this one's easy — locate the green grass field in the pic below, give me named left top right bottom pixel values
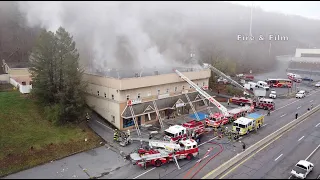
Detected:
left=0, top=89, right=102, bottom=177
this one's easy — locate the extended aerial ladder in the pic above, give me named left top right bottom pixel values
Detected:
left=129, top=138, right=182, bottom=169
left=203, top=63, right=256, bottom=99
left=174, top=69, right=230, bottom=117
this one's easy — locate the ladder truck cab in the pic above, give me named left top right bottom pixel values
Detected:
left=130, top=139, right=199, bottom=168
left=253, top=98, right=275, bottom=110
left=205, top=113, right=229, bottom=128
left=205, top=106, right=253, bottom=128
left=163, top=125, right=188, bottom=143
left=163, top=121, right=205, bottom=143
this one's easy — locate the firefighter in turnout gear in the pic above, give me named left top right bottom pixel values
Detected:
left=113, top=129, right=119, bottom=142
left=85, top=113, right=90, bottom=122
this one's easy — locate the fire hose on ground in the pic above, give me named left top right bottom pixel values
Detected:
left=183, top=141, right=224, bottom=179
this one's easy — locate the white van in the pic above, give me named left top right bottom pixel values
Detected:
left=256, top=81, right=270, bottom=91
left=248, top=82, right=257, bottom=91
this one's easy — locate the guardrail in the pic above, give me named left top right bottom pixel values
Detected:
left=202, top=104, right=320, bottom=179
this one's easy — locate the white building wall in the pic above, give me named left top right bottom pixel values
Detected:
left=295, top=48, right=320, bottom=57
left=86, top=95, right=120, bottom=129
left=119, top=79, right=208, bottom=102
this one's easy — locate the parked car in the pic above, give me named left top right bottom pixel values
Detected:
left=302, top=77, right=314, bottom=82
left=315, top=82, right=320, bottom=87
left=291, top=160, right=314, bottom=179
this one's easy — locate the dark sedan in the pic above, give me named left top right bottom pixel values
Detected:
left=302, top=77, right=314, bottom=81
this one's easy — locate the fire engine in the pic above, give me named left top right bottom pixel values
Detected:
left=205, top=105, right=253, bottom=128
left=287, top=73, right=302, bottom=83
left=230, top=96, right=275, bottom=110
left=174, top=66, right=257, bottom=130
left=163, top=121, right=205, bottom=143
left=130, top=139, right=199, bottom=169
left=253, top=98, right=275, bottom=110
left=230, top=96, right=253, bottom=106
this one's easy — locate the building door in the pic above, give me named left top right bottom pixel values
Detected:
left=137, top=116, right=141, bottom=125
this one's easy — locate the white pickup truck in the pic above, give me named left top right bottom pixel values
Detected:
left=291, top=160, right=314, bottom=179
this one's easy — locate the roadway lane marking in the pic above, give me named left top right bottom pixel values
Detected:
left=280, top=114, right=287, bottom=118
left=310, top=100, right=314, bottom=102
left=215, top=111, right=316, bottom=179
left=133, top=167, right=156, bottom=179
left=197, top=155, right=209, bottom=163
left=274, top=154, right=283, bottom=161
left=297, top=106, right=301, bottom=109
left=298, top=136, right=305, bottom=141
left=133, top=136, right=217, bottom=179
left=316, top=123, right=320, bottom=127
left=288, top=175, right=292, bottom=179
left=305, top=144, right=320, bottom=161
left=262, top=124, right=268, bottom=127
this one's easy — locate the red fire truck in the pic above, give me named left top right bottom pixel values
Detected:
left=130, top=139, right=199, bottom=169
left=163, top=120, right=206, bottom=143
left=205, top=105, right=253, bottom=128
left=253, top=98, right=275, bottom=110
left=230, top=96, right=253, bottom=106
left=265, top=78, right=292, bottom=88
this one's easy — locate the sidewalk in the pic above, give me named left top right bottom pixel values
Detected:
left=4, top=145, right=130, bottom=179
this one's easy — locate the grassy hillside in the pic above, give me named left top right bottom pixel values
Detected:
left=0, top=90, right=102, bottom=177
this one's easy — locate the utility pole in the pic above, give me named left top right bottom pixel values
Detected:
left=249, top=2, right=253, bottom=38
left=268, top=42, right=272, bottom=57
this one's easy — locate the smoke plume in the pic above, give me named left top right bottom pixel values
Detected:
left=18, top=1, right=218, bottom=71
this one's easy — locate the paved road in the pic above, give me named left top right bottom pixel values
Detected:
left=218, top=108, right=320, bottom=179
left=104, top=90, right=320, bottom=179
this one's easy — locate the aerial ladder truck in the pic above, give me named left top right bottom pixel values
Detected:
left=174, top=69, right=253, bottom=129
left=202, top=63, right=255, bottom=99
left=202, top=63, right=275, bottom=110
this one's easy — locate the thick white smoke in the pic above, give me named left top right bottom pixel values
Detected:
left=18, top=1, right=213, bottom=71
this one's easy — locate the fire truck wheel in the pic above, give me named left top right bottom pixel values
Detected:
left=264, top=106, right=268, bottom=110
left=155, top=159, right=162, bottom=167
left=186, top=154, right=193, bottom=160
left=240, top=103, right=244, bottom=106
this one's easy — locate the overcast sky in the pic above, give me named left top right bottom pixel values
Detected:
left=229, top=1, right=320, bottom=20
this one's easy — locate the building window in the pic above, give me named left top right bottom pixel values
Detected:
left=111, top=115, right=115, bottom=123
left=126, top=95, right=130, bottom=100
left=182, top=86, right=185, bottom=90
left=97, top=91, right=100, bottom=96
left=157, top=89, right=160, bottom=95
left=104, top=93, right=107, bottom=98
left=175, top=87, right=177, bottom=92
left=137, top=93, right=141, bottom=99
left=166, top=88, right=169, bottom=93
left=203, top=82, right=205, bottom=86
left=123, top=117, right=141, bottom=128
left=111, top=94, right=114, bottom=100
